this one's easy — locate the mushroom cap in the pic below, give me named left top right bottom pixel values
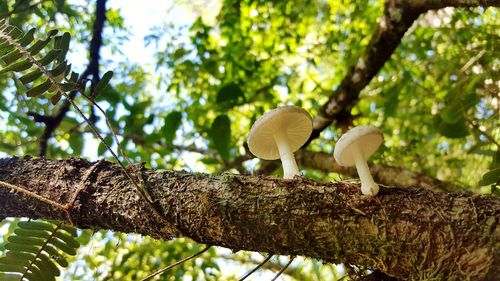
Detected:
left=248, top=106, right=313, bottom=160
left=334, top=125, right=383, bottom=166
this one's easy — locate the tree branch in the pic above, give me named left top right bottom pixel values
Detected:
left=307, top=0, right=499, bottom=144
left=37, top=0, right=107, bottom=156
left=418, top=0, right=500, bottom=10
left=0, top=157, right=498, bottom=280
left=0, top=0, right=51, bottom=18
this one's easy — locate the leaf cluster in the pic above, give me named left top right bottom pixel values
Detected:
left=0, top=220, right=80, bottom=281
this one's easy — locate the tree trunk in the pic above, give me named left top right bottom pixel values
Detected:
left=0, top=157, right=498, bottom=280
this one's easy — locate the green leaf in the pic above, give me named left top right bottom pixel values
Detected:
left=69, top=133, right=83, bottom=154
left=37, top=253, right=60, bottom=276
left=43, top=245, right=68, bottom=267
left=200, top=158, right=220, bottom=165
left=2, top=220, right=79, bottom=280
left=28, top=36, right=55, bottom=56
left=4, top=243, right=40, bottom=253
left=14, top=228, right=51, bottom=239
left=210, top=114, right=231, bottom=161
left=0, top=264, right=26, bottom=273
left=0, top=59, right=32, bottom=74
left=0, top=273, right=23, bottom=281
left=58, top=82, right=78, bottom=92
left=216, top=83, right=245, bottom=107
left=382, top=87, right=399, bottom=118
left=7, top=235, right=45, bottom=246
left=96, top=84, right=120, bottom=103
left=27, top=79, right=52, bottom=97
left=25, top=267, right=51, bottom=281
left=1, top=50, right=21, bottom=65
left=98, top=135, right=113, bottom=156
left=19, top=69, right=43, bottom=84
left=434, top=116, right=469, bottom=138
left=38, top=49, right=61, bottom=65
left=162, top=111, right=182, bottom=146
left=54, top=32, right=70, bottom=62
left=19, top=28, right=36, bottom=47
left=49, top=61, right=68, bottom=77
left=93, top=70, right=113, bottom=97
left=3, top=25, right=22, bottom=39
left=54, top=230, right=80, bottom=248
left=18, top=221, right=55, bottom=231
left=0, top=255, right=30, bottom=267
left=59, top=224, right=78, bottom=236
left=6, top=252, right=36, bottom=265
left=440, top=93, right=479, bottom=124
left=48, top=237, right=76, bottom=256
left=0, top=1, right=8, bottom=13
left=68, top=71, right=79, bottom=83
left=440, top=101, right=464, bottom=124
left=479, top=168, right=500, bottom=186
left=50, top=93, right=62, bottom=105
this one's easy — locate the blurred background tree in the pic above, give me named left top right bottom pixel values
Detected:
left=0, top=0, right=498, bottom=280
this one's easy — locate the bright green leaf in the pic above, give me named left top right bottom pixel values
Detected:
left=19, top=69, right=43, bottom=84
left=162, top=111, right=182, bottom=146
left=440, top=101, right=464, bottom=124
left=479, top=168, right=500, bottom=186
left=98, top=135, right=113, bottom=156
left=216, top=83, right=245, bottom=107
left=26, top=79, right=51, bottom=97
left=93, top=70, right=113, bottom=98
left=69, top=133, right=84, bottom=154
left=434, top=116, right=469, bottom=138
left=210, top=115, right=231, bottom=161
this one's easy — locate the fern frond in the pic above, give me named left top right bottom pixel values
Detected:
left=0, top=19, right=78, bottom=104
left=0, top=220, right=80, bottom=281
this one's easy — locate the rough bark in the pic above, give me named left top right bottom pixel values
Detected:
left=0, top=157, right=498, bottom=280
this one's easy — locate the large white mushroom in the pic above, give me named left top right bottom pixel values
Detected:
left=334, top=126, right=384, bottom=195
left=248, top=106, right=313, bottom=179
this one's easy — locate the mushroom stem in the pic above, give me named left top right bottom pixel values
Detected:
left=273, top=129, right=300, bottom=179
left=351, top=146, right=379, bottom=195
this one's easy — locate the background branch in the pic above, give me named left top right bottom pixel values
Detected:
left=0, top=0, right=51, bottom=18
left=307, top=0, right=498, bottom=144
left=36, top=0, right=107, bottom=156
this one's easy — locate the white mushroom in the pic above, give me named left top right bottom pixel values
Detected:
left=334, top=126, right=384, bottom=195
left=248, top=106, right=312, bottom=179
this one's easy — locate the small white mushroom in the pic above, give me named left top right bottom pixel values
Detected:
left=334, top=126, right=384, bottom=195
left=248, top=106, right=313, bottom=179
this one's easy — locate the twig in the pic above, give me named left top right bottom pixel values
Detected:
left=38, top=0, right=106, bottom=157
left=239, top=254, right=274, bottom=281
left=270, top=256, right=295, bottom=281
left=0, top=180, right=67, bottom=210
left=460, top=50, right=486, bottom=72
left=0, top=0, right=50, bottom=18
left=465, top=117, right=500, bottom=147
left=79, top=91, right=132, bottom=164
left=140, top=246, right=211, bottom=281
